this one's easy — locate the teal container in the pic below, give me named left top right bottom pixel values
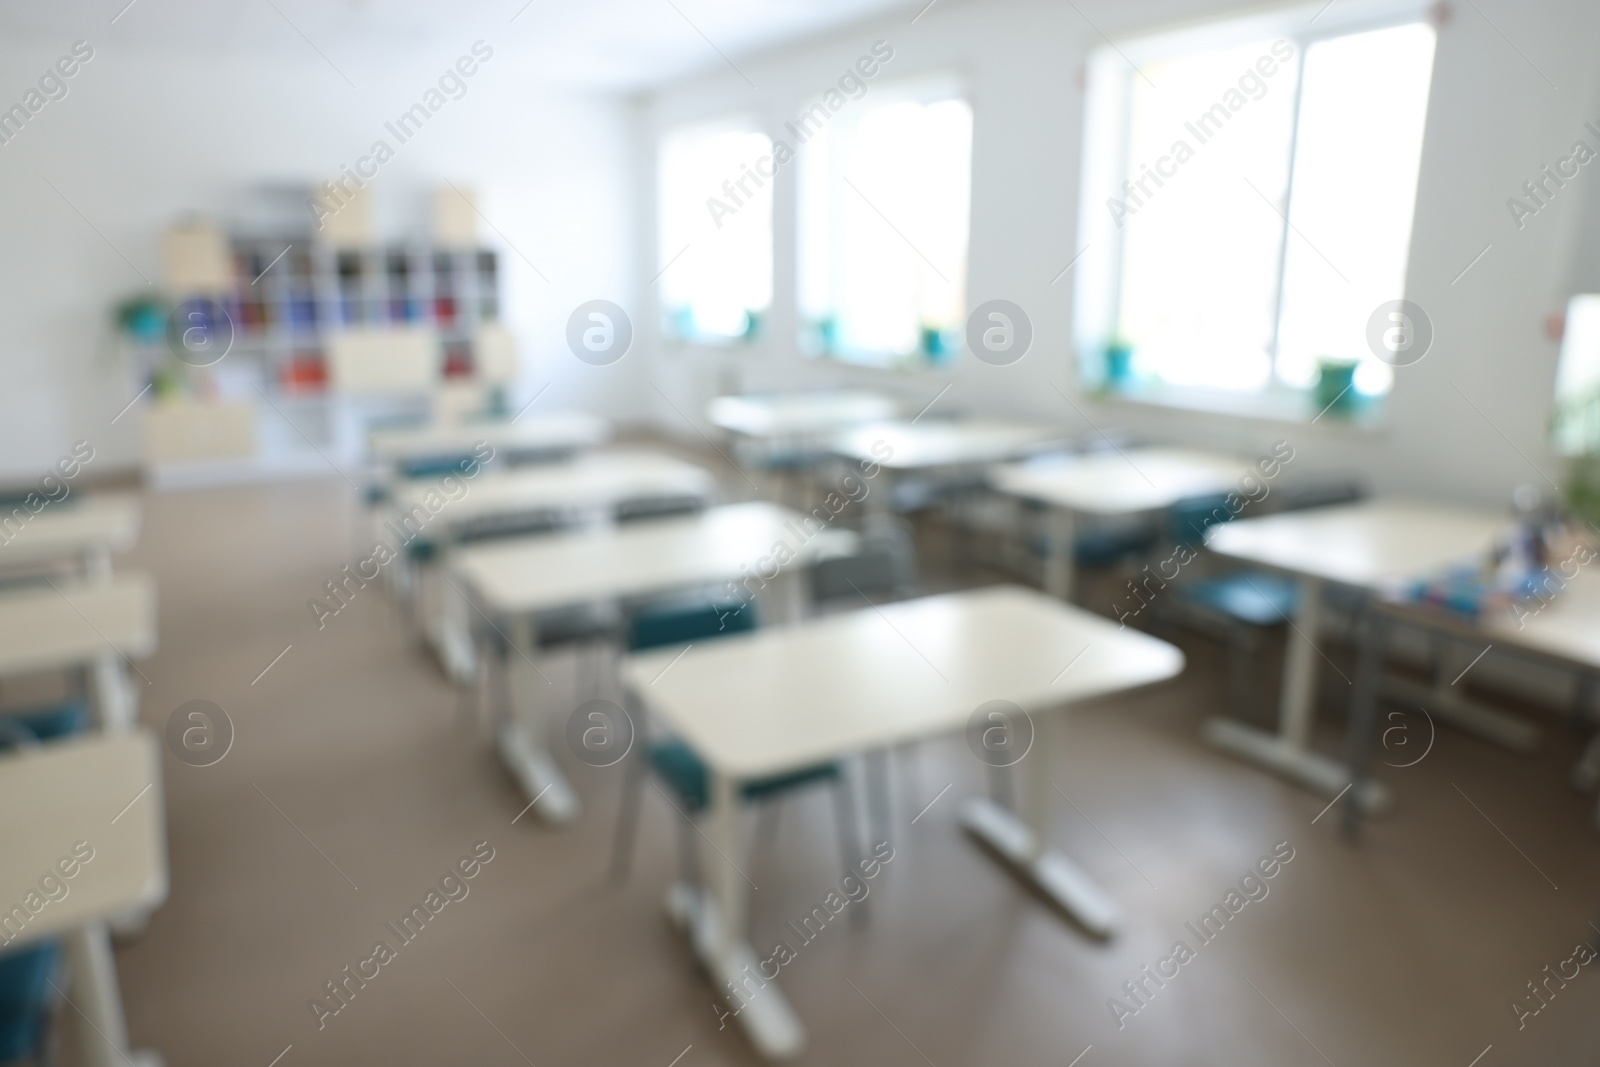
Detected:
left=1315, top=359, right=1359, bottom=416
left=1104, top=342, right=1133, bottom=389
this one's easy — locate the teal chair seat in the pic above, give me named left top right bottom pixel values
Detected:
left=612, top=599, right=861, bottom=886
left=0, top=698, right=90, bottom=748
left=630, top=600, right=840, bottom=811
left=1184, top=571, right=1298, bottom=627
left=648, top=738, right=841, bottom=811
left=0, top=702, right=86, bottom=1058
left=0, top=941, right=61, bottom=1064
left=1173, top=480, right=1366, bottom=721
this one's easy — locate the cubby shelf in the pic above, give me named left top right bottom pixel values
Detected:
left=192, top=239, right=502, bottom=392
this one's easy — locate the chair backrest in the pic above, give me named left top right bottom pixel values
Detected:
left=809, top=524, right=919, bottom=605
left=628, top=598, right=758, bottom=651
left=501, top=446, right=575, bottom=468
left=1171, top=493, right=1236, bottom=548
left=1276, top=478, right=1366, bottom=513
left=0, top=941, right=62, bottom=1063
left=396, top=454, right=475, bottom=480
left=0, top=700, right=89, bottom=750
left=614, top=495, right=707, bottom=524
left=454, top=508, right=573, bottom=545
left=809, top=548, right=913, bottom=604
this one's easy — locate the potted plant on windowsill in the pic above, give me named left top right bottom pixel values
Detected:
left=1313, top=356, right=1362, bottom=418
left=1089, top=336, right=1134, bottom=396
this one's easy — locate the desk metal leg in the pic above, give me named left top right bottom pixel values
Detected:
left=1376, top=639, right=1540, bottom=752
left=90, top=653, right=137, bottom=733
left=863, top=470, right=894, bottom=537
left=65, top=922, right=163, bottom=1067
left=86, top=547, right=114, bottom=583
left=1572, top=676, right=1600, bottom=792
left=864, top=750, right=892, bottom=848
left=1202, top=576, right=1390, bottom=812
left=760, top=571, right=805, bottom=627
left=959, top=712, right=1120, bottom=937
left=1043, top=507, right=1077, bottom=602
left=495, top=615, right=579, bottom=825
left=435, top=557, right=478, bottom=686
left=667, top=770, right=805, bottom=1059
left=1342, top=609, right=1389, bottom=837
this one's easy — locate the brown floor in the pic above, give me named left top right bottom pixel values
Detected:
left=96, top=450, right=1600, bottom=1067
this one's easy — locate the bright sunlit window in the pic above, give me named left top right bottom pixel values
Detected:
left=1076, top=8, right=1436, bottom=408
left=798, top=79, right=972, bottom=368
left=657, top=117, right=773, bottom=344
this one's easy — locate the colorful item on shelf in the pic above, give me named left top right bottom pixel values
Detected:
left=282, top=352, right=328, bottom=392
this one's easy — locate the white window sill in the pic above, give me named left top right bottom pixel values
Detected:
left=1091, top=382, right=1386, bottom=429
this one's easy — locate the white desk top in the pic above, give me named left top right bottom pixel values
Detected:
left=453, top=502, right=825, bottom=616
left=622, top=585, right=1185, bottom=779
left=0, top=730, right=167, bottom=946
left=0, top=574, right=158, bottom=675
left=392, top=450, right=716, bottom=527
left=369, top=412, right=611, bottom=461
left=0, top=494, right=141, bottom=567
left=991, top=448, right=1247, bottom=516
left=1480, top=569, right=1600, bottom=671
left=1205, top=499, right=1507, bottom=588
left=707, top=391, right=901, bottom=438
left=829, top=419, right=1067, bottom=471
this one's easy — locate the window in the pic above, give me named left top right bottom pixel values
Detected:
left=657, top=117, right=773, bottom=343
left=1552, top=294, right=1600, bottom=455
left=1076, top=8, right=1436, bottom=409
left=798, top=80, right=972, bottom=368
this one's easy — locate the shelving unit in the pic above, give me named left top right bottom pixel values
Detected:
left=217, top=240, right=501, bottom=392
left=133, top=234, right=507, bottom=488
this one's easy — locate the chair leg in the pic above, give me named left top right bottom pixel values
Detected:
left=896, top=742, right=923, bottom=817
left=864, top=750, right=892, bottom=848
left=1570, top=675, right=1600, bottom=791
left=1574, top=730, right=1600, bottom=792
left=458, top=634, right=482, bottom=727
left=1226, top=623, right=1256, bottom=724
left=609, top=748, right=650, bottom=885
left=490, top=642, right=511, bottom=733
left=830, top=773, right=866, bottom=923
left=753, top=801, right=781, bottom=875
left=987, top=762, right=1016, bottom=812
left=675, top=805, right=702, bottom=891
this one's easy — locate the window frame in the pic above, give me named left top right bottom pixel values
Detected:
left=655, top=112, right=775, bottom=349
left=1074, top=0, right=1438, bottom=418
left=795, top=72, right=975, bottom=372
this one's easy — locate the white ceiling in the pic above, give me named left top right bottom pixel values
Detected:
left=0, top=0, right=921, bottom=92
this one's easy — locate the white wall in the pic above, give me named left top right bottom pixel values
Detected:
left=0, top=32, right=640, bottom=481
left=636, top=0, right=1600, bottom=507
